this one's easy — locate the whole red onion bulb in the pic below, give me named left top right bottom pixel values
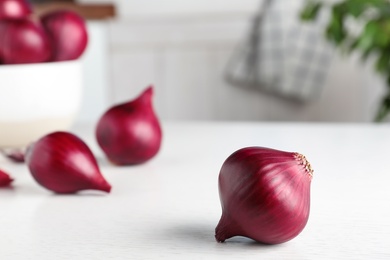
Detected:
left=0, top=19, right=52, bottom=64
left=216, top=147, right=313, bottom=244
left=0, top=0, right=31, bottom=20
left=41, top=10, right=88, bottom=61
left=96, top=86, right=162, bottom=165
left=26, top=132, right=111, bottom=194
left=0, top=168, right=13, bottom=187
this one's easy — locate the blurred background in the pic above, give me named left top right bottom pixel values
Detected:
left=31, top=0, right=387, bottom=123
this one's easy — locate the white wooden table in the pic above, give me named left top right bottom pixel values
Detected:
left=1, top=122, right=390, bottom=259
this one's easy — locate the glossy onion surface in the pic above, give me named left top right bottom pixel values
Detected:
left=216, top=147, right=313, bottom=244
left=96, top=86, right=162, bottom=165
left=0, top=19, right=51, bottom=64
left=0, top=0, right=31, bottom=20
left=0, top=168, right=13, bottom=187
left=41, top=10, right=88, bottom=61
left=26, top=132, right=111, bottom=194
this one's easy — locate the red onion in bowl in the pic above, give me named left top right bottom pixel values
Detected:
left=215, top=147, right=313, bottom=244
left=0, top=0, right=31, bottom=20
left=0, top=19, right=52, bottom=64
left=96, top=86, right=162, bottom=165
left=26, top=132, right=111, bottom=194
left=0, top=168, right=13, bottom=187
left=0, top=21, right=5, bottom=61
left=41, top=10, right=88, bottom=61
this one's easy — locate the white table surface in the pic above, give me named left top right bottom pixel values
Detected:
left=1, top=122, right=390, bottom=259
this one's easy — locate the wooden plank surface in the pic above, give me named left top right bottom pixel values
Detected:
left=33, top=2, right=116, bottom=20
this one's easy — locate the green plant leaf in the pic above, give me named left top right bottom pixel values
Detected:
left=301, top=1, right=323, bottom=21
left=356, top=21, right=378, bottom=49
left=351, top=20, right=390, bottom=59
left=343, top=0, right=388, bottom=17
left=326, top=5, right=347, bottom=44
left=348, top=38, right=359, bottom=52
left=373, top=19, right=390, bottom=47
left=375, top=51, right=390, bottom=74
left=301, top=0, right=390, bottom=121
left=344, top=0, right=366, bottom=17
left=361, top=47, right=376, bottom=61
left=375, top=93, right=390, bottom=122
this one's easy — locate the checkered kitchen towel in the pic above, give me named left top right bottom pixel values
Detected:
left=225, top=0, right=333, bottom=101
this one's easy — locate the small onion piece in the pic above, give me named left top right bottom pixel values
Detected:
left=0, top=19, right=52, bottom=64
left=26, top=132, right=111, bottom=194
left=41, top=10, right=88, bottom=61
left=0, top=0, right=31, bottom=20
left=215, top=147, right=313, bottom=244
left=0, top=168, right=13, bottom=187
left=1, top=148, right=25, bottom=163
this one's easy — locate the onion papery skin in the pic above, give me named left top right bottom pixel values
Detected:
left=0, top=19, right=52, bottom=64
left=26, top=132, right=111, bottom=194
left=41, top=10, right=88, bottom=61
left=215, top=147, right=313, bottom=245
left=96, top=86, right=162, bottom=165
left=0, top=168, right=13, bottom=187
left=6, top=151, right=24, bottom=163
left=1, top=148, right=25, bottom=163
left=0, top=0, right=31, bottom=20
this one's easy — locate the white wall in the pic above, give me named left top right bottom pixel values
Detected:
left=79, top=0, right=386, bottom=122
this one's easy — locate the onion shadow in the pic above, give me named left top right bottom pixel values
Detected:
left=162, top=222, right=283, bottom=249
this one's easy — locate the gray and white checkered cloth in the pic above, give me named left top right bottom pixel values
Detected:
left=226, top=0, right=333, bottom=101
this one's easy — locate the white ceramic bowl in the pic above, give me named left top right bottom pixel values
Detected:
left=0, top=60, right=82, bottom=148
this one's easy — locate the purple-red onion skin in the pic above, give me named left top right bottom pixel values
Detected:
left=0, top=0, right=31, bottom=20
left=41, top=10, right=88, bottom=61
left=96, top=86, right=162, bottom=165
left=0, top=22, right=5, bottom=61
left=0, top=168, right=13, bottom=187
left=216, top=147, right=312, bottom=245
left=26, top=132, right=111, bottom=194
left=1, top=149, right=25, bottom=163
left=6, top=151, right=24, bottom=163
left=0, top=19, right=52, bottom=64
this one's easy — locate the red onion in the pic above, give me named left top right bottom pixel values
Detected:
left=96, top=86, right=162, bottom=165
left=0, top=0, right=31, bottom=20
left=215, top=147, right=313, bottom=244
left=0, top=22, right=5, bottom=61
left=0, top=168, right=13, bottom=187
left=1, top=148, right=25, bottom=163
left=41, top=10, right=88, bottom=61
left=26, top=132, right=111, bottom=194
left=0, top=19, right=52, bottom=64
